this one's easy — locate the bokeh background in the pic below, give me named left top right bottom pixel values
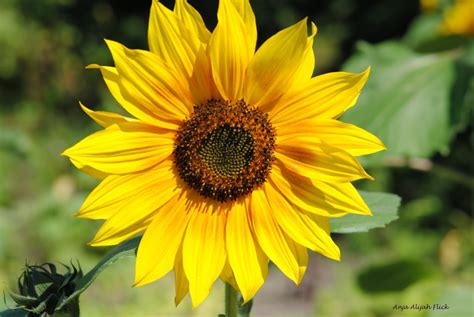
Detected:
left=0, top=0, right=472, bottom=316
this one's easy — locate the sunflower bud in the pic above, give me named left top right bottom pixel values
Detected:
left=9, top=262, right=82, bottom=317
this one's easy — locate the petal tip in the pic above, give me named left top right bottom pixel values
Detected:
left=61, top=148, right=71, bottom=157
left=88, top=234, right=115, bottom=247
left=357, top=66, right=371, bottom=86
left=74, top=209, right=97, bottom=219
left=87, top=240, right=100, bottom=247
left=73, top=210, right=84, bottom=217
left=330, top=249, right=341, bottom=262
left=188, top=288, right=209, bottom=309
left=104, top=38, right=122, bottom=51
left=365, top=173, right=375, bottom=181
left=85, top=63, right=100, bottom=70
left=309, top=21, right=318, bottom=38
left=78, top=101, right=90, bottom=112
left=240, top=296, right=253, bottom=305
left=133, top=277, right=151, bottom=288
left=133, top=267, right=163, bottom=288
left=174, top=294, right=187, bottom=307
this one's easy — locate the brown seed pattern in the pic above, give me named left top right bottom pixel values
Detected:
left=174, top=99, right=276, bottom=202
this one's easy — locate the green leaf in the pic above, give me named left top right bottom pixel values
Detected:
left=404, top=14, right=443, bottom=49
left=7, top=292, right=37, bottom=307
left=330, top=191, right=401, bottom=233
left=404, top=12, right=471, bottom=53
left=56, top=236, right=141, bottom=310
left=357, top=259, right=434, bottom=293
left=342, top=41, right=461, bottom=164
left=428, top=286, right=474, bottom=317
left=451, top=41, right=474, bottom=133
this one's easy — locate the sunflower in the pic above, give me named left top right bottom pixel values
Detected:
left=439, top=0, right=474, bottom=36
left=63, top=0, right=384, bottom=307
left=420, top=0, right=438, bottom=12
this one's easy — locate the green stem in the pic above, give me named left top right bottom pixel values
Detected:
left=225, top=283, right=238, bottom=317
left=238, top=297, right=253, bottom=317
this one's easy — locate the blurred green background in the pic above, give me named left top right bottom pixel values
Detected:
left=0, top=0, right=472, bottom=316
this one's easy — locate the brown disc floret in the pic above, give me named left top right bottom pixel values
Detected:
left=174, top=99, right=276, bottom=202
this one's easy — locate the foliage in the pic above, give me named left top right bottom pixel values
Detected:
left=56, top=237, right=140, bottom=311
left=0, top=0, right=472, bottom=316
left=330, top=191, right=401, bottom=233
left=1, top=239, right=140, bottom=317
left=3, top=263, right=82, bottom=317
left=343, top=41, right=459, bottom=162
left=357, top=259, right=435, bottom=293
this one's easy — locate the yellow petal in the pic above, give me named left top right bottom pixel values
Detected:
left=269, top=164, right=371, bottom=217
left=270, top=68, right=370, bottom=124
left=69, top=158, right=108, bottom=180
left=170, top=2, right=216, bottom=104
left=275, top=142, right=372, bottom=182
left=288, top=22, right=317, bottom=92
left=183, top=206, right=227, bottom=307
left=264, top=182, right=340, bottom=260
left=134, top=194, right=190, bottom=286
left=250, top=188, right=305, bottom=284
left=229, top=0, right=257, bottom=55
left=174, top=244, right=189, bottom=306
left=220, top=260, right=239, bottom=292
left=85, top=164, right=180, bottom=246
left=284, top=236, right=308, bottom=285
left=79, top=102, right=135, bottom=128
left=86, top=64, right=180, bottom=131
left=189, top=45, right=219, bottom=104
left=75, top=172, right=154, bottom=220
left=276, top=118, right=385, bottom=156
left=311, top=179, right=372, bottom=216
left=148, top=0, right=201, bottom=78
left=306, top=213, right=341, bottom=260
left=244, top=19, right=316, bottom=109
left=174, top=0, right=210, bottom=45
left=88, top=165, right=180, bottom=246
left=226, top=199, right=266, bottom=302
left=62, top=122, right=174, bottom=175
left=106, top=40, right=193, bottom=120
left=89, top=220, right=149, bottom=247
left=209, top=0, right=251, bottom=101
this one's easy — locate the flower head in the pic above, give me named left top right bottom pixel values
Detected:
left=420, top=0, right=438, bottom=12
left=440, top=0, right=474, bottom=36
left=63, top=0, right=385, bottom=307
left=10, top=262, right=82, bottom=316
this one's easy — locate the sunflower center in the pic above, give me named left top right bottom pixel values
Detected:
left=199, top=125, right=254, bottom=177
left=174, top=99, right=276, bottom=202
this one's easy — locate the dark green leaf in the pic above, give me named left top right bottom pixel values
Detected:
left=57, top=236, right=141, bottom=310
left=342, top=41, right=460, bottom=164
left=8, top=292, right=37, bottom=307
left=330, top=191, right=401, bottom=233
left=357, top=259, right=434, bottom=293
